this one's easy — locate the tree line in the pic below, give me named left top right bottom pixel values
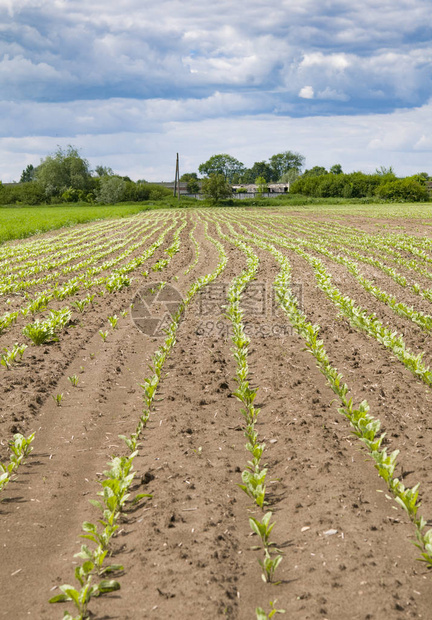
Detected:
left=189, top=154, right=430, bottom=202
left=0, top=146, right=172, bottom=206
left=0, top=146, right=430, bottom=205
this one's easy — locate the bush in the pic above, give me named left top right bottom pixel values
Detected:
left=95, top=176, right=126, bottom=204
left=201, top=174, right=232, bottom=203
left=147, top=185, right=172, bottom=200
left=375, top=178, right=429, bottom=202
left=123, top=181, right=150, bottom=202
left=291, top=171, right=395, bottom=199
left=0, top=182, right=46, bottom=205
left=186, top=179, right=200, bottom=194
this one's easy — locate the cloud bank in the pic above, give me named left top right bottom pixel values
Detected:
left=1, top=0, right=431, bottom=180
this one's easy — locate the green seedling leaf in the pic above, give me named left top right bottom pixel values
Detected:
left=97, top=579, right=121, bottom=594
left=134, top=493, right=153, bottom=503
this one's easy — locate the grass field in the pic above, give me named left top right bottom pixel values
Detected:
left=2, top=199, right=432, bottom=248
left=1, top=205, right=432, bottom=618
left=0, top=203, right=165, bottom=245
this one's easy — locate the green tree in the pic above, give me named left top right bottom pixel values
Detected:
left=20, top=164, right=36, bottom=183
left=375, top=165, right=395, bottom=177
left=412, top=172, right=429, bottom=185
left=303, top=166, right=328, bottom=178
left=180, top=172, right=200, bottom=193
left=186, top=179, right=200, bottom=194
left=95, top=176, right=126, bottom=204
left=180, top=172, right=198, bottom=182
left=198, top=154, right=245, bottom=183
left=94, top=165, right=114, bottom=177
left=242, top=161, right=274, bottom=183
left=269, top=151, right=305, bottom=181
left=36, top=145, right=91, bottom=197
left=200, top=173, right=232, bottom=203
left=255, top=176, right=268, bottom=193
left=375, top=178, right=429, bottom=202
left=330, top=164, right=343, bottom=175
left=279, top=168, right=300, bottom=184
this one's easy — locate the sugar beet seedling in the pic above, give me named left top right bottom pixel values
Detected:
left=0, top=432, right=35, bottom=496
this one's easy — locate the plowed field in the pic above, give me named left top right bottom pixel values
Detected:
left=1, top=208, right=432, bottom=619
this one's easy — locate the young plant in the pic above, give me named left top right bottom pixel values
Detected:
left=108, top=315, right=118, bottom=330
left=74, top=541, right=123, bottom=577
left=249, top=512, right=277, bottom=549
left=68, top=374, right=79, bottom=387
left=259, top=549, right=283, bottom=584
left=99, top=330, right=108, bottom=342
left=239, top=467, right=268, bottom=508
left=0, top=432, right=35, bottom=493
left=52, top=393, right=63, bottom=407
left=1, top=343, right=28, bottom=369
left=105, top=274, right=131, bottom=293
left=23, top=320, right=57, bottom=345
left=72, top=299, right=88, bottom=313
left=256, top=601, right=286, bottom=619
left=49, top=560, right=120, bottom=619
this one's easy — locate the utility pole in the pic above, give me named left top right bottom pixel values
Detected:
left=174, top=153, right=180, bottom=201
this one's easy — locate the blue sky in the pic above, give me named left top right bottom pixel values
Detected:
left=1, top=0, right=431, bottom=181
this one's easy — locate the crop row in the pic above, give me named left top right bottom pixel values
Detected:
left=50, top=219, right=228, bottom=619
left=201, top=216, right=287, bottom=618
left=0, top=215, right=144, bottom=281
left=230, top=216, right=432, bottom=391
left=286, top=217, right=432, bottom=287
left=262, top=217, right=432, bottom=322
left=0, top=217, right=180, bottom=337
left=0, top=432, right=35, bottom=494
left=224, top=215, right=432, bottom=571
left=0, top=216, right=165, bottom=295
left=0, top=217, right=191, bottom=495
left=0, top=214, right=152, bottom=287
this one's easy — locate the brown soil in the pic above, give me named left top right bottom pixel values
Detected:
left=1, top=210, right=432, bottom=619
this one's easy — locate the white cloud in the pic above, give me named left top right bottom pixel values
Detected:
left=300, top=52, right=351, bottom=71
left=1, top=98, right=431, bottom=182
left=299, top=86, right=314, bottom=99
left=0, top=0, right=430, bottom=109
left=1, top=0, right=432, bottom=182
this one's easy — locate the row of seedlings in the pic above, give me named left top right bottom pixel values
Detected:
left=3, top=217, right=179, bottom=346
left=49, top=220, right=229, bottom=620
left=0, top=214, right=130, bottom=269
left=96, top=217, right=190, bottom=345
left=184, top=217, right=200, bottom=275
left=230, top=217, right=432, bottom=573
left=0, top=214, right=145, bottom=283
left=296, top=218, right=432, bottom=289
left=268, top=217, right=432, bottom=308
left=0, top=218, right=181, bottom=495
left=211, top=219, right=284, bottom=617
left=236, top=217, right=432, bottom=392
left=250, top=217, right=432, bottom=334
left=0, top=214, right=163, bottom=295
left=0, top=215, right=171, bottom=335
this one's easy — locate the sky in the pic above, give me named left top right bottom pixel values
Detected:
left=0, top=0, right=431, bottom=182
